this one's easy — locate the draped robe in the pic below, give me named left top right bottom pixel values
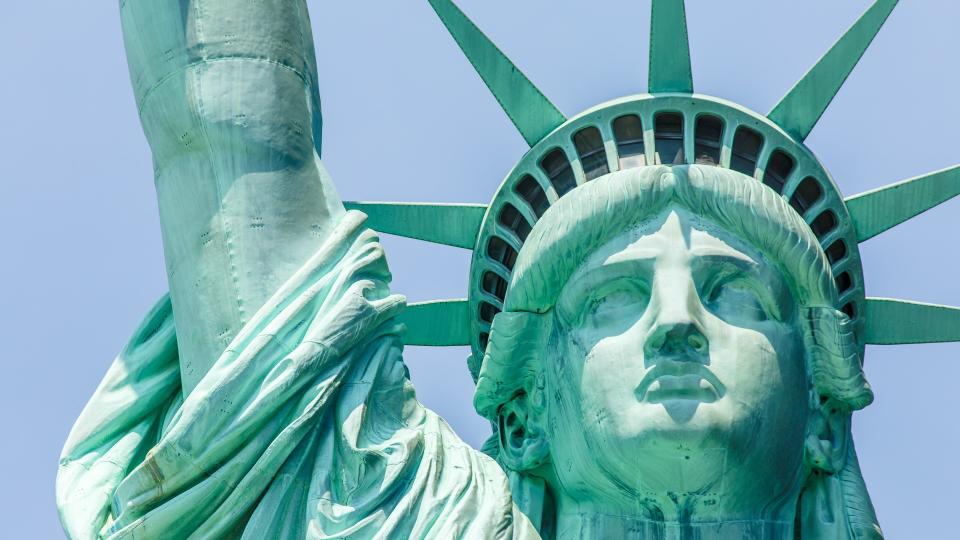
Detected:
left=57, top=1, right=540, bottom=537
left=57, top=211, right=538, bottom=539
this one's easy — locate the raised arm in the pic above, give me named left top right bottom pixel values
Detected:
left=59, top=5, right=539, bottom=538
left=120, top=0, right=344, bottom=394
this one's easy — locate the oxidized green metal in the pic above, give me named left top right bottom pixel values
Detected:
left=864, top=298, right=960, bottom=344
left=465, top=93, right=868, bottom=369
left=846, top=165, right=960, bottom=242
left=768, top=0, right=898, bottom=141
left=399, top=298, right=473, bottom=346
left=57, top=0, right=960, bottom=538
left=426, top=0, right=566, bottom=146
left=343, top=201, right=485, bottom=249
left=648, top=0, right=693, bottom=93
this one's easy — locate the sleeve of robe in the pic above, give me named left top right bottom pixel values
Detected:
left=56, top=211, right=539, bottom=540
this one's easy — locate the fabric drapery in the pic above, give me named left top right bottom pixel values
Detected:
left=57, top=212, right=536, bottom=539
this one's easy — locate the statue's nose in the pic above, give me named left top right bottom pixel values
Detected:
left=643, top=274, right=709, bottom=359
left=644, top=321, right=708, bottom=358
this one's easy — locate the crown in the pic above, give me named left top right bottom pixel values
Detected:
left=345, top=0, right=960, bottom=379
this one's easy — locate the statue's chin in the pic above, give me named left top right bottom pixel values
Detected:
left=600, top=396, right=743, bottom=445
left=579, top=400, right=778, bottom=488
left=544, top=385, right=807, bottom=531
left=650, top=397, right=720, bottom=425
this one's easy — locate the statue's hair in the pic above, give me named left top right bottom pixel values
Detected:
left=473, top=165, right=880, bottom=538
left=804, top=307, right=874, bottom=411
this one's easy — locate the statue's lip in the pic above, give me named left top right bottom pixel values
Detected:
left=635, top=360, right=725, bottom=403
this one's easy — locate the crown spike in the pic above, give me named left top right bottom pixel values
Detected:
left=865, top=298, right=960, bottom=345
left=345, top=201, right=486, bottom=249
left=427, top=0, right=566, bottom=146
left=768, top=0, right=898, bottom=141
left=398, top=299, right=471, bottom=346
left=648, top=0, right=693, bottom=94
left=846, top=164, right=960, bottom=242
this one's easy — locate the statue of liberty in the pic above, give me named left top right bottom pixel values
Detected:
left=56, top=0, right=960, bottom=538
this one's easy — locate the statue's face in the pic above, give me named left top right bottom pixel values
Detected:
left=545, top=208, right=809, bottom=515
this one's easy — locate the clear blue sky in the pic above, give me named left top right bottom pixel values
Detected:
left=2, top=1, right=958, bottom=538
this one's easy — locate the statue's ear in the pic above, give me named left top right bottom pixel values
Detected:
left=497, top=390, right=550, bottom=472
left=804, top=396, right=849, bottom=474
left=802, top=306, right=871, bottom=474
left=799, top=407, right=884, bottom=539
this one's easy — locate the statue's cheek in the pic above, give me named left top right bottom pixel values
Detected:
left=570, top=338, right=654, bottom=433
left=708, top=323, right=804, bottom=409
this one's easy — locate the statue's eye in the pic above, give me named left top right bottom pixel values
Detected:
left=703, top=274, right=774, bottom=322
left=581, top=280, right=650, bottom=330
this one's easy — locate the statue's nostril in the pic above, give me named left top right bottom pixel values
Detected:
left=647, top=332, right=666, bottom=353
left=687, top=333, right=706, bottom=353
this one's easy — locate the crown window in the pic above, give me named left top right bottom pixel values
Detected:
left=694, top=115, right=723, bottom=166
left=573, top=126, right=609, bottom=180
left=764, top=150, right=795, bottom=194
left=811, top=209, right=838, bottom=238
left=514, top=175, right=549, bottom=218
left=487, top=236, right=518, bottom=270
left=654, top=112, right=684, bottom=165
left=497, top=203, right=532, bottom=242
left=825, top=239, right=848, bottom=265
left=540, top=149, right=577, bottom=197
left=481, top=271, right=508, bottom=301
left=789, top=177, right=823, bottom=217
left=836, top=272, right=853, bottom=294
left=479, top=302, right=500, bottom=323
left=613, top=114, right=646, bottom=169
left=730, top=126, right=763, bottom=177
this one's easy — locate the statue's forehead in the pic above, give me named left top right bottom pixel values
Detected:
left=557, top=208, right=795, bottom=323
left=581, top=209, right=763, bottom=272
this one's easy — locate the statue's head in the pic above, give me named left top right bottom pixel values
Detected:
left=393, top=0, right=956, bottom=533
left=474, top=165, right=878, bottom=536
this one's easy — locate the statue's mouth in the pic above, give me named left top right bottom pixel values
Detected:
left=635, top=360, right=725, bottom=403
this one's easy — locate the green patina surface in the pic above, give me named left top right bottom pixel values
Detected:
left=865, top=298, right=960, bottom=344
left=344, top=201, right=485, bottom=249
left=57, top=1, right=959, bottom=539
left=846, top=165, right=960, bottom=242
left=648, top=0, right=693, bottom=94
left=399, top=299, right=471, bottom=346
left=427, top=0, right=566, bottom=146
left=768, top=0, right=898, bottom=141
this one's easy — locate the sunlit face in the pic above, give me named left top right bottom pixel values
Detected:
left=545, top=208, right=809, bottom=515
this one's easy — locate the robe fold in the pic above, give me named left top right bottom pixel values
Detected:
left=57, top=211, right=537, bottom=540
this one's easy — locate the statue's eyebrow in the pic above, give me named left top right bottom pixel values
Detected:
left=691, top=252, right=790, bottom=321
left=557, top=258, right=653, bottom=322
left=689, top=243, right=757, bottom=265
left=690, top=255, right=769, bottom=293
left=560, top=258, right=654, bottom=303
left=585, top=256, right=657, bottom=280
left=691, top=253, right=759, bottom=275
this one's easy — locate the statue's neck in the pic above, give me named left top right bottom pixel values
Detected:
left=553, top=510, right=794, bottom=540
left=549, top=495, right=796, bottom=540
left=536, top=444, right=804, bottom=540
